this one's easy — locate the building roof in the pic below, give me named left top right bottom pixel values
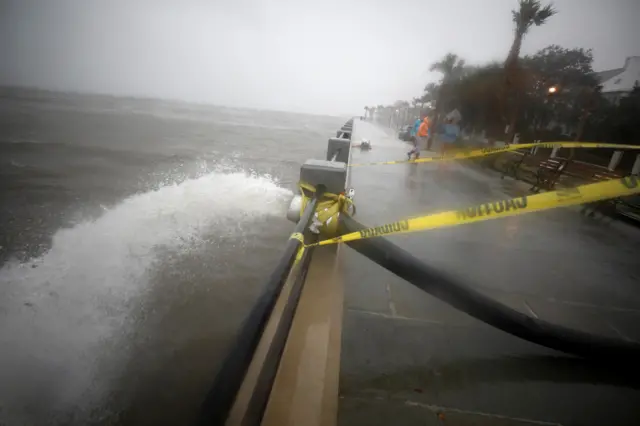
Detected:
left=598, top=56, right=640, bottom=93
left=595, top=68, right=624, bottom=83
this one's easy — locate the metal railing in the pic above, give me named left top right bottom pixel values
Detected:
left=195, top=191, right=321, bottom=426
left=195, top=119, right=353, bottom=426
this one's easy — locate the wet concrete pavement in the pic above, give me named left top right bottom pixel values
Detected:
left=338, top=121, right=640, bottom=426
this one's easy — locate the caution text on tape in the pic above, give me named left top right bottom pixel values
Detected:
left=304, top=176, right=640, bottom=248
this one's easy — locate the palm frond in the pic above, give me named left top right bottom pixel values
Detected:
left=512, top=0, right=555, bottom=31
left=534, top=5, right=556, bottom=25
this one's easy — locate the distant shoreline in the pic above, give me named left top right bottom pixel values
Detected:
left=0, top=85, right=353, bottom=118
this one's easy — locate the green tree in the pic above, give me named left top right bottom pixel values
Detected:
left=422, top=82, right=440, bottom=109
left=440, top=45, right=599, bottom=141
left=393, top=100, right=410, bottom=108
left=504, top=0, right=556, bottom=143
left=519, top=45, right=600, bottom=140
left=427, top=53, right=466, bottom=144
left=430, top=53, right=466, bottom=112
left=599, top=85, right=640, bottom=145
left=453, top=62, right=506, bottom=137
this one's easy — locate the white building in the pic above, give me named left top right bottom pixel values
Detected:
left=596, top=56, right=640, bottom=104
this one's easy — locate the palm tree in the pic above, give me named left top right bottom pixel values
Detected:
left=505, top=0, right=556, bottom=70
left=504, top=0, right=556, bottom=143
left=422, top=82, right=440, bottom=109
left=455, top=63, right=507, bottom=137
left=427, top=53, right=466, bottom=146
left=430, top=54, right=466, bottom=114
left=430, top=53, right=467, bottom=85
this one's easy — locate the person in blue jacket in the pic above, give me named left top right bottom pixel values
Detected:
left=410, top=117, right=421, bottom=141
left=442, top=118, right=460, bottom=144
left=406, top=117, right=422, bottom=159
left=437, top=118, right=461, bottom=170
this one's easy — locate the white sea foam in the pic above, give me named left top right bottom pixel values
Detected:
left=0, top=170, right=292, bottom=422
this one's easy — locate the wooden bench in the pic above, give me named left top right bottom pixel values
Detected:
left=563, top=161, right=622, bottom=183
left=569, top=166, right=628, bottom=217
left=554, top=161, right=640, bottom=219
left=501, top=150, right=532, bottom=180
left=530, top=158, right=569, bottom=193
left=502, top=152, right=638, bottom=220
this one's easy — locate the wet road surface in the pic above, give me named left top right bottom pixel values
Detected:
left=339, top=121, right=640, bottom=425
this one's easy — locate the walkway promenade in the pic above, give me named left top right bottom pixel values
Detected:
left=338, top=120, right=640, bottom=426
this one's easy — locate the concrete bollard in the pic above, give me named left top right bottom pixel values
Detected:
left=300, top=159, right=347, bottom=195
left=513, top=134, right=520, bottom=144
left=336, top=129, right=351, bottom=140
left=287, top=159, right=348, bottom=223
left=632, top=154, right=640, bottom=176
left=608, top=151, right=623, bottom=171
left=327, top=138, right=351, bottom=163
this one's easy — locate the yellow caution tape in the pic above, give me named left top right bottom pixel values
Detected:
left=288, top=182, right=356, bottom=262
left=288, top=232, right=306, bottom=263
left=350, top=141, right=640, bottom=167
left=297, top=181, right=355, bottom=237
left=304, top=176, right=640, bottom=248
left=294, top=246, right=305, bottom=263
left=289, top=232, right=304, bottom=244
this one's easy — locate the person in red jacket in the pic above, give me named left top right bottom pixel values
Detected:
left=407, top=116, right=430, bottom=160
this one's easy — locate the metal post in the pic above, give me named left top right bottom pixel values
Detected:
left=632, top=154, right=640, bottom=176
left=608, top=151, right=623, bottom=171
left=531, top=140, right=540, bottom=155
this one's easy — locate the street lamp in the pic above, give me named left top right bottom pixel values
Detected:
left=548, top=86, right=558, bottom=94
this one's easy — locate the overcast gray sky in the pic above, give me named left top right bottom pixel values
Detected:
left=1, top=0, right=638, bottom=115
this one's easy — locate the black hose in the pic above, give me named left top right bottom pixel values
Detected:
left=340, top=214, right=640, bottom=362
left=195, top=188, right=323, bottom=426
left=241, top=240, right=316, bottom=426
